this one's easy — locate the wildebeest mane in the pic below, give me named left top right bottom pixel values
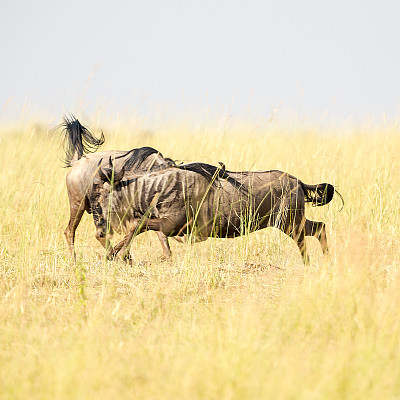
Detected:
left=99, top=156, right=176, bottom=185
left=177, top=162, right=247, bottom=191
left=120, top=147, right=175, bottom=171
left=100, top=157, right=246, bottom=192
left=60, top=115, right=105, bottom=166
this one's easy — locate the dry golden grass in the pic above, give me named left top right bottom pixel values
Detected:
left=1, top=120, right=400, bottom=399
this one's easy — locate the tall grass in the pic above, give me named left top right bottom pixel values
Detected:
left=1, top=120, right=400, bottom=399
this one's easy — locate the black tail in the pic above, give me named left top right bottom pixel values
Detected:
left=60, top=115, right=105, bottom=166
left=301, top=182, right=334, bottom=206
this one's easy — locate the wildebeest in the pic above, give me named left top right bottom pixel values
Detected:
left=90, top=160, right=244, bottom=261
left=59, top=115, right=175, bottom=260
left=90, top=159, right=337, bottom=264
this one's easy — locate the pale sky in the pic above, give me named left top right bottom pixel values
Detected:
left=1, top=0, right=400, bottom=125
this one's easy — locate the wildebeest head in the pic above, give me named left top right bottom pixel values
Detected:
left=90, top=157, right=124, bottom=238
left=89, top=181, right=109, bottom=239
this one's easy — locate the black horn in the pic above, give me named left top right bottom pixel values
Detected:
left=96, top=157, right=111, bottom=182
left=105, top=155, right=125, bottom=185
left=99, top=166, right=112, bottom=183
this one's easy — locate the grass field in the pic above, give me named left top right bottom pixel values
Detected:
left=1, top=119, right=400, bottom=399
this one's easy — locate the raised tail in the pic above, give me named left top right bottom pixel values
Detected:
left=301, top=182, right=335, bottom=206
left=60, top=115, right=105, bottom=167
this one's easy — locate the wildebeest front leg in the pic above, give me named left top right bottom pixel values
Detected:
left=107, top=218, right=171, bottom=262
left=107, top=231, right=135, bottom=264
left=95, top=230, right=117, bottom=259
left=156, top=231, right=172, bottom=260
left=282, top=213, right=309, bottom=264
left=295, top=230, right=309, bottom=265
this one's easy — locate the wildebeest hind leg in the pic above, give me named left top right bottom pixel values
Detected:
left=64, top=201, right=86, bottom=262
left=279, top=225, right=310, bottom=265
left=289, top=228, right=309, bottom=265
left=304, top=219, right=328, bottom=254
left=282, top=217, right=309, bottom=264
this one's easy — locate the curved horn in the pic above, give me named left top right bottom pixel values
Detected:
left=99, top=166, right=111, bottom=182
left=106, top=155, right=124, bottom=185
left=113, top=165, right=125, bottom=184
left=95, top=157, right=111, bottom=182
